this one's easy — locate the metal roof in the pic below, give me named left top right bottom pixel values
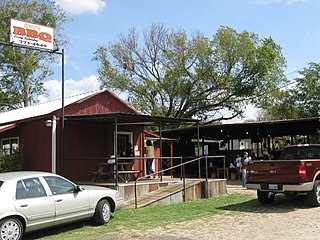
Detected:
left=0, top=88, right=198, bottom=128
left=162, top=117, right=320, bottom=140
left=0, top=89, right=109, bottom=126
left=0, top=124, right=15, bottom=133
left=65, top=112, right=199, bottom=126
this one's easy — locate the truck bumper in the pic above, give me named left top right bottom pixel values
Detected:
left=246, top=182, right=314, bottom=192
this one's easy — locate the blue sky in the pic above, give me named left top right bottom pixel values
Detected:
left=41, top=0, right=320, bottom=118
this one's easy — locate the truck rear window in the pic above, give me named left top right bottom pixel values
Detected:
left=280, top=146, right=320, bottom=160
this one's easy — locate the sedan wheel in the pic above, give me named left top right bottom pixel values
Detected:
left=0, top=218, right=23, bottom=240
left=93, top=199, right=111, bottom=225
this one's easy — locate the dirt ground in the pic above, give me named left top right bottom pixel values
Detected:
left=105, top=181, right=320, bottom=240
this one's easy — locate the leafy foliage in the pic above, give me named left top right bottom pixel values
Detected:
left=94, top=23, right=287, bottom=123
left=294, top=62, right=320, bottom=118
left=261, top=62, right=320, bottom=120
left=0, top=146, right=24, bottom=172
left=259, top=89, right=300, bottom=120
left=0, top=0, right=68, bottom=111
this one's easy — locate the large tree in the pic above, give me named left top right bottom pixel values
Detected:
left=294, top=62, right=320, bottom=118
left=0, top=0, right=67, bottom=111
left=261, top=62, right=320, bottom=120
left=257, top=90, right=300, bottom=120
left=94, top=24, right=287, bottom=122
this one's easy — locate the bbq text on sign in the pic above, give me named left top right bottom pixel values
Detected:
left=10, top=19, right=54, bottom=51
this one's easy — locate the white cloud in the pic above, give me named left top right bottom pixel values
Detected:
left=38, top=75, right=101, bottom=102
left=251, top=0, right=310, bottom=5
left=221, top=104, right=261, bottom=123
left=56, top=0, right=107, bottom=15
left=244, top=105, right=260, bottom=120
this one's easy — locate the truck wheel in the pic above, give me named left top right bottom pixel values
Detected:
left=257, top=190, right=275, bottom=204
left=307, top=180, right=320, bottom=207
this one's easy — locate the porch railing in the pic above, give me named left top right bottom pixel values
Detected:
left=133, top=155, right=226, bottom=209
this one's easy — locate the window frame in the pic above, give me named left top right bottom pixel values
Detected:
left=1, top=137, right=19, bottom=156
left=114, top=131, right=133, bottom=157
left=16, top=177, right=47, bottom=199
left=43, top=176, right=76, bottom=195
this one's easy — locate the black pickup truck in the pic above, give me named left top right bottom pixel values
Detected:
left=246, top=144, right=320, bottom=206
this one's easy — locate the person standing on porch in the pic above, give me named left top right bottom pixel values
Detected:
left=146, top=140, right=155, bottom=176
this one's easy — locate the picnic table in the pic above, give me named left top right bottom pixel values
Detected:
left=88, top=162, right=141, bottom=183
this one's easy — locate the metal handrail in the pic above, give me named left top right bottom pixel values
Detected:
left=116, top=156, right=183, bottom=178
left=133, top=155, right=225, bottom=209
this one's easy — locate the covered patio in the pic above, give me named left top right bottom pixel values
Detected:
left=63, top=112, right=200, bottom=186
left=162, top=117, right=320, bottom=163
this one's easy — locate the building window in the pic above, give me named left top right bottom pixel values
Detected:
left=115, top=132, right=133, bottom=156
left=1, top=137, right=19, bottom=156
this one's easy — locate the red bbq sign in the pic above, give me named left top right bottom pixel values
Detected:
left=10, top=19, right=54, bottom=51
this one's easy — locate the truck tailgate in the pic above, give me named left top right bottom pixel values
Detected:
left=248, top=160, right=300, bottom=183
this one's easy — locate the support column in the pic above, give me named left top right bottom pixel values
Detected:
left=51, top=115, right=57, bottom=174
left=114, top=117, right=118, bottom=187
left=159, top=122, right=163, bottom=181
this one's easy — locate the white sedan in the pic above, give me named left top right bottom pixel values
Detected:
left=0, top=171, right=124, bottom=240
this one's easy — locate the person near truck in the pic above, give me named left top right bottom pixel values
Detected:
left=239, top=152, right=251, bottom=187
left=235, top=154, right=241, bottom=169
left=262, top=148, right=271, bottom=160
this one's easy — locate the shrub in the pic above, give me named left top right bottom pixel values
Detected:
left=0, top=146, right=24, bottom=172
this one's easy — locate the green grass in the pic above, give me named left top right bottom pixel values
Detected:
left=25, top=193, right=256, bottom=240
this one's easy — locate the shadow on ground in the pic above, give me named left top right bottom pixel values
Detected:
left=220, top=194, right=313, bottom=214
left=24, top=222, right=88, bottom=240
left=23, top=217, right=110, bottom=240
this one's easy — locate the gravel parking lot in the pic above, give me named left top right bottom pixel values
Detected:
left=105, top=183, right=320, bottom=240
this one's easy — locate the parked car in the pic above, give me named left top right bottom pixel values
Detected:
left=0, top=171, right=124, bottom=240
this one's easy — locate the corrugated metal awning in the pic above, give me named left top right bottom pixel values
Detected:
left=162, top=117, right=320, bottom=139
left=0, top=89, right=110, bottom=127
left=65, top=112, right=199, bottom=126
left=0, top=124, right=16, bottom=133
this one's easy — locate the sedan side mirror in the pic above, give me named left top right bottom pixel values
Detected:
left=74, top=185, right=82, bottom=192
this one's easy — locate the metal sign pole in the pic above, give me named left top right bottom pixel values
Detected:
left=60, top=49, right=65, bottom=175
left=0, top=41, right=65, bottom=175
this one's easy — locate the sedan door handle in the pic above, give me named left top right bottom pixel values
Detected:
left=55, top=199, right=63, bottom=202
left=20, top=204, right=28, bottom=208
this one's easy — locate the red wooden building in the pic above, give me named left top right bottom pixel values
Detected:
left=0, top=90, right=140, bottom=181
left=0, top=89, right=195, bottom=182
